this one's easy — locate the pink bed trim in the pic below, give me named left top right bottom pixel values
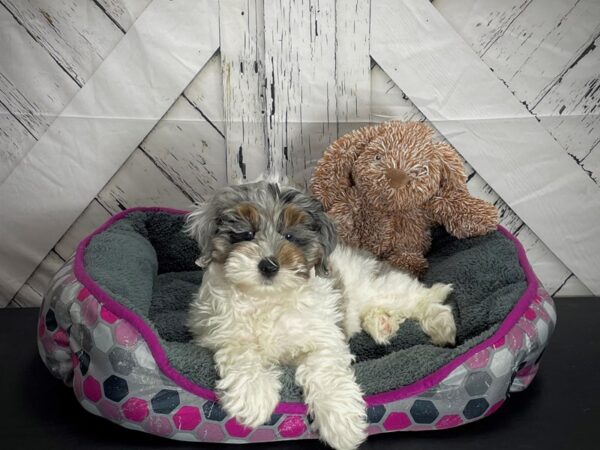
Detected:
left=74, top=207, right=539, bottom=415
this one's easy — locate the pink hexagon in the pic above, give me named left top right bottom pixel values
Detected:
left=38, top=317, right=46, bottom=337
left=436, top=415, right=463, bottom=429
left=114, top=321, right=139, bottom=347
left=225, top=418, right=253, bottom=438
left=173, top=406, right=202, bottom=431
left=145, top=416, right=173, bottom=437
left=41, top=335, right=55, bottom=355
left=71, top=353, right=79, bottom=368
left=98, top=399, right=122, bottom=421
left=533, top=302, right=550, bottom=322
left=83, top=376, right=101, bottom=402
left=507, top=328, right=524, bottom=352
left=520, top=319, right=537, bottom=340
left=466, top=348, right=490, bottom=370
left=100, top=307, right=118, bottom=324
left=383, top=412, right=411, bottom=431
left=250, top=429, right=277, bottom=442
left=367, top=425, right=383, bottom=435
left=485, top=399, right=505, bottom=417
left=524, top=307, right=537, bottom=321
left=77, top=287, right=90, bottom=302
left=73, top=370, right=84, bottom=400
left=122, top=397, right=149, bottom=422
left=53, top=329, right=70, bottom=347
left=82, top=299, right=99, bottom=326
left=196, top=423, right=225, bottom=441
left=278, top=415, right=307, bottom=438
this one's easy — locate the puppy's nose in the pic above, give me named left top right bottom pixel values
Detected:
left=258, top=257, right=279, bottom=277
left=385, top=167, right=409, bottom=188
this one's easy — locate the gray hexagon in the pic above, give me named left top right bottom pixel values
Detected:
left=410, top=400, right=439, bottom=424
left=109, top=347, right=135, bottom=376
left=151, top=389, right=180, bottom=414
left=463, top=398, right=489, bottom=419
left=367, top=405, right=386, bottom=423
left=202, top=401, right=227, bottom=421
left=465, top=371, right=493, bottom=396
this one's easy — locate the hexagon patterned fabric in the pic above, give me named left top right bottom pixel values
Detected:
left=37, top=209, right=556, bottom=444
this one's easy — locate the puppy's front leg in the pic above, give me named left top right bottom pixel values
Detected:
left=295, top=347, right=367, bottom=450
left=214, top=346, right=281, bottom=428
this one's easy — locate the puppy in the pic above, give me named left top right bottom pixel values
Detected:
left=186, top=180, right=455, bottom=450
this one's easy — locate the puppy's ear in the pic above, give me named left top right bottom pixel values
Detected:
left=313, top=208, right=338, bottom=276
left=184, top=201, right=219, bottom=268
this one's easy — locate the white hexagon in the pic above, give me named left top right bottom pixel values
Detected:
left=93, top=322, right=114, bottom=353
left=543, top=301, right=557, bottom=325
left=490, top=348, right=513, bottom=378
left=134, top=344, right=157, bottom=371
left=535, top=320, right=549, bottom=345
left=442, top=364, right=467, bottom=387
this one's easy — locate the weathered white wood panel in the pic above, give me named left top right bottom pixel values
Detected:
left=219, top=0, right=268, bottom=182
left=435, top=0, right=600, bottom=182
left=54, top=200, right=111, bottom=259
left=335, top=0, right=371, bottom=136
left=371, top=0, right=600, bottom=294
left=94, top=0, right=152, bottom=31
left=0, top=103, right=36, bottom=182
left=11, top=251, right=65, bottom=307
left=184, top=52, right=225, bottom=136
left=1, top=0, right=122, bottom=86
left=264, top=0, right=337, bottom=186
left=140, top=96, right=227, bottom=201
left=97, top=149, right=193, bottom=214
left=0, top=0, right=220, bottom=305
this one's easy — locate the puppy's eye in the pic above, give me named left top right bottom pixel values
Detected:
left=374, top=155, right=382, bottom=161
left=284, top=233, right=295, bottom=241
left=231, top=231, right=255, bottom=243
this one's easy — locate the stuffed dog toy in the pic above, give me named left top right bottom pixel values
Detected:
left=310, top=121, right=498, bottom=276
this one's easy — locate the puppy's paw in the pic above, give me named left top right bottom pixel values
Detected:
left=362, top=307, right=406, bottom=345
left=313, top=392, right=367, bottom=450
left=428, top=283, right=453, bottom=303
left=217, top=373, right=281, bottom=428
left=421, top=303, right=456, bottom=346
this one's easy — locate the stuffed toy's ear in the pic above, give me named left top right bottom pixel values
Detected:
left=434, top=142, right=469, bottom=198
left=184, top=201, right=219, bottom=268
left=311, top=124, right=382, bottom=210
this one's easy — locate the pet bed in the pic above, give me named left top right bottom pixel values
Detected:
left=38, top=207, right=556, bottom=443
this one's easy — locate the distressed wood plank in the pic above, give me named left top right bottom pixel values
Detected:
left=140, top=96, right=227, bottom=202
left=371, top=0, right=600, bottom=294
left=11, top=284, right=41, bottom=308
left=219, top=0, right=267, bottom=182
left=184, top=51, right=225, bottom=136
left=94, top=0, right=151, bottom=31
left=0, top=0, right=220, bottom=305
left=436, top=0, right=600, bottom=182
left=54, top=200, right=111, bottom=259
left=97, top=148, right=193, bottom=214
left=335, top=0, right=371, bottom=136
left=1, top=0, right=123, bottom=86
left=0, top=102, right=36, bottom=182
left=264, top=0, right=337, bottom=186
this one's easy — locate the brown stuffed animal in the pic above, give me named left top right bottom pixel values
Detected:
left=310, top=121, right=498, bottom=276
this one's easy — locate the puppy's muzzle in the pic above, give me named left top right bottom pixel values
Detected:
left=258, top=257, right=279, bottom=278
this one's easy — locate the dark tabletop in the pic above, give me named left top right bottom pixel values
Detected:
left=1, top=299, right=599, bottom=450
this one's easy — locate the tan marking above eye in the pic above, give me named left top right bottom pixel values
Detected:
left=235, top=203, right=260, bottom=227
left=282, top=205, right=308, bottom=228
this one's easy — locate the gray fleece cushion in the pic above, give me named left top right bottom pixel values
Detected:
left=84, top=211, right=527, bottom=402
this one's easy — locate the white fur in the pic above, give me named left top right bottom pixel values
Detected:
left=188, top=243, right=455, bottom=450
